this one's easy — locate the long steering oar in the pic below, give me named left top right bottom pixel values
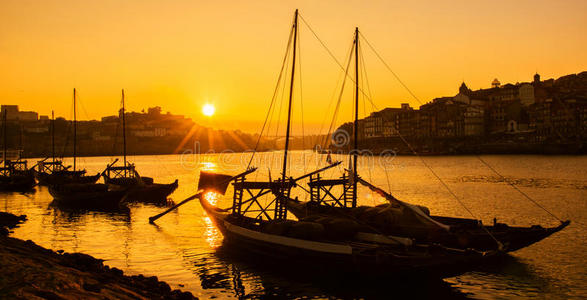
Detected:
left=148, top=168, right=257, bottom=224
left=148, top=192, right=203, bottom=224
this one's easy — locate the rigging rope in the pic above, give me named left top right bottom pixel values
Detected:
left=246, top=23, right=295, bottom=169
left=304, top=27, right=503, bottom=247
left=317, top=58, right=347, bottom=153
left=360, top=32, right=564, bottom=224
left=353, top=58, right=504, bottom=246
left=322, top=42, right=354, bottom=149
left=297, top=31, right=307, bottom=174
left=475, top=155, right=564, bottom=223
left=75, top=91, right=92, bottom=120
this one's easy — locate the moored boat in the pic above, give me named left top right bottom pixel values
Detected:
left=191, top=11, right=503, bottom=279
left=198, top=172, right=501, bottom=278
left=103, top=163, right=178, bottom=204
left=48, top=183, right=128, bottom=209
left=0, top=162, right=36, bottom=192
left=36, top=169, right=101, bottom=186
left=35, top=91, right=100, bottom=186
left=0, top=111, right=36, bottom=192
left=280, top=23, right=570, bottom=253
left=102, top=90, right=178, bottom=204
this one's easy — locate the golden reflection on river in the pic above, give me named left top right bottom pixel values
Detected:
left=1, top=153, right=586, bottom=299
left=202, top=192, right=222, bottom=248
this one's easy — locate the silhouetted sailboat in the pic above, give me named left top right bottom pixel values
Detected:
left=102, top=89, right=178, bottom=204
left=194, top=11, right=500, bottom=277
left=36, top=89, right=100, bottom=185
left=48, top=89, right=126, bottom=209
left=34, top=111, right=74, bottom=185
left=280, top=28, right=570, bottom=252
left=0, top=110, right=35, bottom=191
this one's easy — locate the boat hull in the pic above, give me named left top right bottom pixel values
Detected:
left=36, top=172, right=100, bottom=186
left=0, top=172, right=36, bottom=192
left=106, top=179, right=178, bottom=204
left=48, top=184, right=127, bottom=209
left=199, top=196, right=501, bottom=278
left=103, top=176, right=155, bottom=186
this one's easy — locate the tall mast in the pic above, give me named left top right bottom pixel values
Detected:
left=73, top=88, right=77, bottom=172
left=3, top=110, right=6, bottom=168
left=281, top=9, right=298, bottom=183
left=122, top=89, right=127, bottom=176
left=18, top=124, right=22, bottom=154
left=51, top=110, right=55, bottom=163
left=352, top=27, right=359, bottom=208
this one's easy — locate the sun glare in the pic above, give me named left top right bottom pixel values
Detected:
left=202, top=103, right=215, bottom=117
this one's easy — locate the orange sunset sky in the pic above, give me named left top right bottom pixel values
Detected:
left=1, top=0, right=586, bottom=134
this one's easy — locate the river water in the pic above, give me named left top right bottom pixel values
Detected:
left=2, top=152, right=586, bottom=299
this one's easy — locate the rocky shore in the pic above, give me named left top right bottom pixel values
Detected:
left=0, top=212, right=197, bottom=299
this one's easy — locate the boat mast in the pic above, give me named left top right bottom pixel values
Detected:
left=73, top=88, right=77, bottom=172
left=352, top=27, right=359, bottom=208
left=272, top=9, right=298, bottom=220
left=281, top=9, right=298, bottom=183
left=2, top=110, right=6, bottom=168
left=51, top=110, right=55, bottom=164
left=122, top=89, right=127, bottom=176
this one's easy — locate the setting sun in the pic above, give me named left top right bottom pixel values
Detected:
left=202, top=103, right=215, bottom=117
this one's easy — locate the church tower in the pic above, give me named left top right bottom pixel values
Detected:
left=459, top=82, right=470, bottom=95
left=533, top=73, right=541, bottom=85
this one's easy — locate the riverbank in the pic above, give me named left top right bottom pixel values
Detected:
left=0, top=212, right=197, bottom=300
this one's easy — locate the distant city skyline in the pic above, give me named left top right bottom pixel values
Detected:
left=2, top=71, right=582, bottom=133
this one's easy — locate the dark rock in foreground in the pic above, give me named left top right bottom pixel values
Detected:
left=0, top=211, right=197, bottom=299
left=0, top=212, right=27, bottom=236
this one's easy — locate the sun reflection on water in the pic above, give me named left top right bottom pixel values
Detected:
left=200, top=160, right=218, bottom=172
left=202, top=192, right=223, bottom=248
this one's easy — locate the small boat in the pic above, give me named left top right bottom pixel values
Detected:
left=0, top=112, right=36, bottom=192
left=0, top=160, right=36, bottom=192
left=195, top=11, right=501, bottom=278
left=103, top=163, right=178, bottom=204
left=35, top=91, right=100, bottom=185
left=102, top=90, right=178, bottom=204
left=36, top=169, right=101, bottom=185
left=48, top=183, right=128, bottom=209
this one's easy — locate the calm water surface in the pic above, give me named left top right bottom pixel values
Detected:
left=2, top=153, right=586, bottom=299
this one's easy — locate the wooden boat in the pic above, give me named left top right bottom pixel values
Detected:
left=103, top=164, right=178, bottom=204
left=199, top=176, right=500, bottom=278
left=0, top=112, right=36, bottom=192
left=101, top=90, right=178, bottom=204
left=48, top=183, right=128, bottom=209
left=281, top=25, right=570, bottom=252
left=35, top=92, right=100, bottom=185
left=195, top=11, right=502, bottom=279
left=36, top=169, right=101, bottom=185
left=0, top=162, right=36, bottom=192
